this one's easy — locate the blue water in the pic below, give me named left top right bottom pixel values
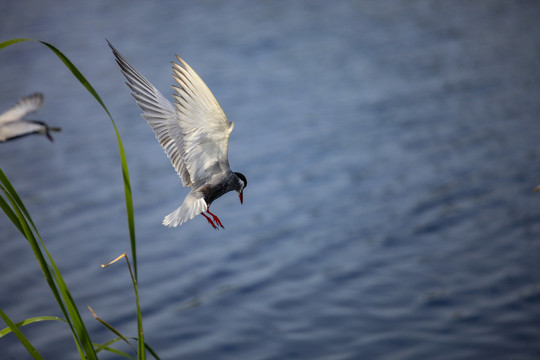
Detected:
left=1, top=1, right=540, bottom=359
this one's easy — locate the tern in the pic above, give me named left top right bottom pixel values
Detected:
left=0, top=93, right=61, bottom=142
left=109, top=41, right=247, bottom=229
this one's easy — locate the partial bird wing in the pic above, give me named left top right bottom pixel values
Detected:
left=0, top=93, right=44, bottom=124
left=109, top=42, right=193, bottom=187
left=0, top=121, right=44, bottom=142
left=171, top=56, right=234, bottom=187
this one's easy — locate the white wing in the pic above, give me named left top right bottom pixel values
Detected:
left=0, top=121, right=44, bottom=141
left=0, top=93, right=44, bottom=124
left=171, top=56, right=234, bottom=187
left=109, top=42, right=192, bottom=187
left=110, top=42, right=235, bottom=189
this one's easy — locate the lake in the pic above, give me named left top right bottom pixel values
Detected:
left=1, top=1, right=540, bottom=359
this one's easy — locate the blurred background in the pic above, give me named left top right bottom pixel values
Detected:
left=1, top=0, right=540, bottom=359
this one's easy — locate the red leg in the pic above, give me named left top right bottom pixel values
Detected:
left=201, top=212, right=218, bottom=229
left=206, top=209, right=224, bottom=229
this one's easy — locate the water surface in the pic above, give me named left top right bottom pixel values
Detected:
left=1, top=1, right=540, bottom=359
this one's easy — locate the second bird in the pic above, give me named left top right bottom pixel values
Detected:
left=109, top=41, right=247, bottom=229
left=0, top=93, right=61, bottom=142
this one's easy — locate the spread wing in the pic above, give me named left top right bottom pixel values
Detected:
left=109, top=41, right=234, bottom=189
left=0, top=93, right=44, bottom=124
left=171, top=55, right=234, bottom=187
left=109, top=41, right=193, bottom=187
left=0, top=121, right=44, bottom=142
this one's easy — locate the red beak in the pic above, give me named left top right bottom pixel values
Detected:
left=238, top=192, right=243, bottom=205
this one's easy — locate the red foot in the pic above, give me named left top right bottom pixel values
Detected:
left=201, top=212, right=218, bottom=229
left=206, top=209, right=224, bottom=229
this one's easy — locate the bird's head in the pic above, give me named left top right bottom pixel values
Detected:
left=234, top=172, right=247, bottom=205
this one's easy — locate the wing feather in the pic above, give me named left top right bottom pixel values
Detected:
left=0, top=121, right=43, bottom=141
left=171, top=56, right=234, bottom=186
left=109, top=42, right=193, bottom=187
left=0, top=93, right=44, bottom=124
left=109, top=42, right=235, bottom=189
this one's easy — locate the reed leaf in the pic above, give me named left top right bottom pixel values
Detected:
left=0, top=38, right=148, bottom=358
left=0, top=316, right=66, bottom=338
left=88, top=306, right=136, bottom=353
left=102, top=253, right=146, bottom=359
left=97, top=346, right=136, bottom=359
left=0, top=191, right=23, bottom=234
left=0, top=309, right=44, bottom=360
left=0, top=169, right=96, bottom=359
left=0, top=38, right=138, bottom=280
left=93, top=337, right=132, bottom=354
left=93, top=337, right=160, bottom=360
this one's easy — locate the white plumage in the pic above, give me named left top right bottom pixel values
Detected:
left=0, top=93, right=43, bottom=123
left=109, top=41, right=246, bottom=229
left=0, top=93, right=61, bottom=142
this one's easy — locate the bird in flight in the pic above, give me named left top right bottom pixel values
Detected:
left=0, top=93, right=61, bottom=142
left=109, top=41, right=247, bottom=229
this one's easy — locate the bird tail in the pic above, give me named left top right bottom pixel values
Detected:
left=162, top=192, right=207, bottom=227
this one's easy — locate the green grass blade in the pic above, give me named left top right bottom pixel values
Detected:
left=0, top=38, right=146, bottom=358
left=0, top=171, right=73, bottom=318
left=38, top=40, right=138, bottom=280
left=102, top=254, right=146, bottom=359
left=93, top=337, right=131, bottom=353
left=124, top=255, right=145, bottom=360
left=0, top=38, right=137, bottom=280
left=46, top=261, right=97, bottom=358
left=143, top=342, right=161, bottom=360
left=0, top=177, right=69, bottom=318
left=0, top=173, right=70, bottom=324
left=95, top=344, right=136, bottom=359
left=0, top=169, right=38, bottom=231
left=93, top=337, right=160, bottom=360
left=0, top=316, right=66, bottom=338
left=134, top=280, right=145, bottom=360
left=0, top=38, right=34, bottom=49
left=88, top=306, right=136, bottom=353
left=0, top=309, right=44, bottom=360
left=0, top=170, right=95, bottom=359
left=0, top=190, right=23, bottom=234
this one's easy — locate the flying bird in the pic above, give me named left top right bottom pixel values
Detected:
left=108, top=41, right=247, bottom=229
left=0, top=93, right=61, bottom=142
